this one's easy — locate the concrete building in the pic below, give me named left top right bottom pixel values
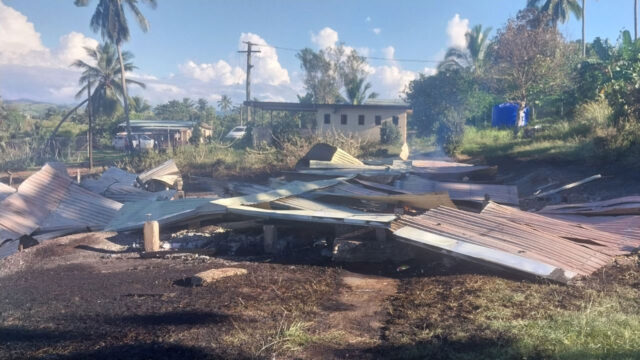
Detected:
left=245, top=99, right=410, bottom=143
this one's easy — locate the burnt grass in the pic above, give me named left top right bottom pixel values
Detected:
left=0, top=245, right=343, bottom=359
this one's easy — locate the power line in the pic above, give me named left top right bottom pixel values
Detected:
left=251, top=42, right=441, bottom=64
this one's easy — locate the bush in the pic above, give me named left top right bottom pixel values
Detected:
left=380, top=121, right=401, bottom=144
left=437, top=109, right=465, bottom=155
left=575, top=98, right=612, bottom=128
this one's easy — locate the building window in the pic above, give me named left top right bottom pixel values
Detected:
left=375, top=115, right=382, bottom=126
left=341, top=114, right=348, bottom=125
left=392, top=116, right=399, bottom=126
left=324, top=113, right=331, bottom=124
left=358, top=115, right=365, bottom=125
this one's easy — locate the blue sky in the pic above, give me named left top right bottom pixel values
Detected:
left=0, top=0, right=632, bottom=105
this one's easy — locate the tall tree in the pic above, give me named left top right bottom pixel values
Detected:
left=74, top=0, right=157, bottom=151
left=340, top=50, right=377, bottom=104
left=527, top=0, right=582, bottom=26
left=47, top=43, right=144, bottom=148
left=296, top=46, right=345, bottom=104
left=217, top=95, right=232, bottom=113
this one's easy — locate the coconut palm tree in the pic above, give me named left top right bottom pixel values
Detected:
left=74, top=0, right=157, bottom=151
left=466, top=25, right=492, bottom=69
left=46, top=43, right=145, bottom=149
left=217, top=95, right=233, bottom=113
left=527, top=0, right=582, bottom=26
left=343, top=75, right=378, bottom=105
left=130, top=96, right=151, bottom=113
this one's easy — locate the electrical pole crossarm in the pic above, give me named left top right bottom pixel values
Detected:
left=238, top=41, right=261, bottom=124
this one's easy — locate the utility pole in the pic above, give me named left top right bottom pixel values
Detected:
left=238, top=41, right=260, bottom=124
left=87, top=80, right=93, bottom=170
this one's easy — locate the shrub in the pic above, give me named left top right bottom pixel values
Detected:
left=380, top=121, right=401, bottom=144
left=437, top=109, right=466, bottom=155
left=575, top=98, right=612, bottom=128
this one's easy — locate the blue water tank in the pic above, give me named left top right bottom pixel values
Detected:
left=491, top=103, right=529, bottom=127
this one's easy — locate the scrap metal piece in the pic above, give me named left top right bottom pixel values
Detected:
left=539, top=196, right=640, bottom=216
left=533, top=174, right=602, bottom=198
left=137, top=159, right=182, bottom=188
left=295, top=143, right=364, bottom=169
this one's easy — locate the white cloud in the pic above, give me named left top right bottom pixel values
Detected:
left=381, top=46, right=395, bottom=60
left=179, top=60, right=245, bottom=85
left=239, top=33, right=290, bottom=86
left=311, top=27, right=339, bottom=49
left=447, top=14, right=470, bottom=49
left=370, top=65, right=416, bottom=99
left=0, top=0, right=48, bottom=66
left=54, top=32, right=99, bottom=67
left=372, top=28, right=381, bottom=35
left=423, top=67, right=437, bottom=76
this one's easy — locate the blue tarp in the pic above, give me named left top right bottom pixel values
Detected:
left=492, top=103, right=529, bottom=127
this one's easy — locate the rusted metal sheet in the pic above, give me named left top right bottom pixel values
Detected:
left=539, top=196, right=640, bottom=216
left=0, top=163, right=122, bottom=246
left=0, top=182, right=15, bottom=201
left=395, top=175, right=519, bottom=205
left=137, top=159, right=181, bottom=188
left=392, top=206, right=613, bottom=281
left=548, top=214, right=640, bottom=239
left=295, top=143, right=364, bottom=169
left=481, top=202, right=639, bottom=255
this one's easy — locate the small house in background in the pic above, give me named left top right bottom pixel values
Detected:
left=492, top=103, right=529, bottom=128
left=116, top=120, right=213, bottom=148
left=245, top=99, right=411, bottom=143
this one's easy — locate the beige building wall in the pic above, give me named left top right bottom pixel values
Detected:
left=314, top=106, right=408, bottom=143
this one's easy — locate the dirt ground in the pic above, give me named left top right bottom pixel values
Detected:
left=2, top=160, right=640, bottom=359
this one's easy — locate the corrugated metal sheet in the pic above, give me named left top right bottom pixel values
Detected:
left=539, top=196, right=640, bottom=216
left=137, top=159, right=181, bottom=187
left=395, top=175, right=519, bottom=205
left=227, top=205, right=396, bottom=227
left=0, top=182, right=15, bottom=201
left=410, top=160, right=497, bottom=180
left=0, top=163, right=122, bottom=253
left=0, top=239, right=19, bottom=260
left=392, top=206, right=613, bottom=280
left=81, top=167, right=175, bottom=202
left=548, top=214, right=640, bottom=239
left=213, top=178, right=351, bottom=207
left=481, top=202, right=639, bottom=255
left=106, top=198, right=225, bottom=232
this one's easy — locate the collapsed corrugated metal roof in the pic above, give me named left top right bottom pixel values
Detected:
left=0, top=163, right=122, bottom=256
left=81, top=167, right=176, bottom=202
left=0, top=182, right=15, bottom=201
left=392, top=206, right=616, bottom=282
left=227, top=205, right=396, bottom=227
left=395, top=175, right=520, bottom=205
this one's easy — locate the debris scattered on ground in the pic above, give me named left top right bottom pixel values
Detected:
left=188, top=267, right=248, bottom=287
left=533, top=174, right=602, bottom=198
left=1, top=143, right=638, bottom=285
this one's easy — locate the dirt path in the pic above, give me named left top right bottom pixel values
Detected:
left=304, top=271, right=398, bottom=359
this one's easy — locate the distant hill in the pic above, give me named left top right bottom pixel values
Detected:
left=4, top=99, right=72, bottom=118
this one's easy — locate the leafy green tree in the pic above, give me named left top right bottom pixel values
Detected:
left=340, top=50, right=378, bottom=104
left=602, top=30, right=640, bottom=126
left=297, top=47, right=343, bottom=103
left=217, top=95, right=232, bottom=113
left=154, top=100, right=195, bottom=120
left=74, top=0, right=157, bottom=150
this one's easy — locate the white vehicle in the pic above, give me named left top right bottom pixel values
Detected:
left=112, top=133, right=155, bottom=150
left=224, top=126, right=247, bottom=140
